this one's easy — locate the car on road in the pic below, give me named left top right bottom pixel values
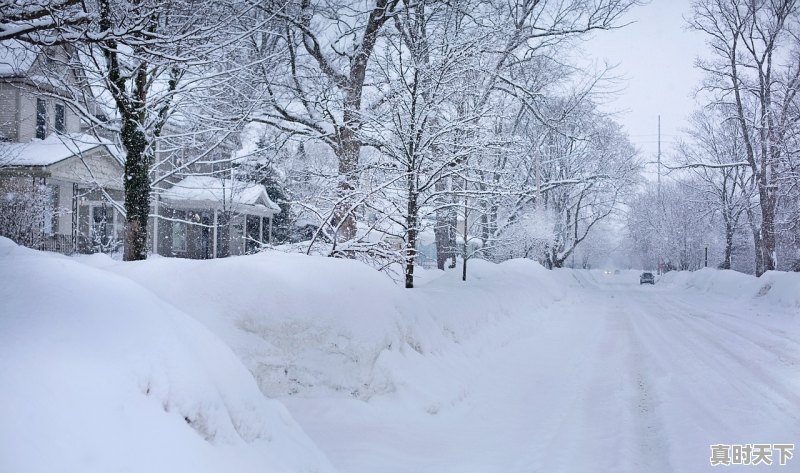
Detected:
left=640, top=272, right=655, bottom=285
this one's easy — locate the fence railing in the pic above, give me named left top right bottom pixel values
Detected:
left=37, top=234, right=74, bottom=255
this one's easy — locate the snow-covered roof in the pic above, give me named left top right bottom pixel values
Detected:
left=160, top=176, right=280, bottom=217
left=0, top=133, right=121, bottom=167
left=0, top=40, right=38, bottom=77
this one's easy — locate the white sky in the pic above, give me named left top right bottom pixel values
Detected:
left=581, top=0, right=707, bottom=166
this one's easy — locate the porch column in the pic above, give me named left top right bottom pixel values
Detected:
left=268, top=216, right=273, bottom=244
left=72, top=183, right=78, bottom=253
left=152, top=193, right=159, bottom=255
left=212, top=208, right=218, bottom=258
left=259, top=216, right=264, bottom=244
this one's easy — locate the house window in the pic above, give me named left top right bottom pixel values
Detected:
left=171, top=221, right=187, bottom=252
left=90, top=205, right=117, bottom=250
left=54, top=104, right=65, bottom=133
left=245, top=215, right=261, bottom=254
left=43, top=185, right=59, bottom=234
left=36, top=99, right=47, bottom=139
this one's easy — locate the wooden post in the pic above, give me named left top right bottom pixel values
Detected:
left=268, top=216, right=273, bottom=243
left=212, top=209, right=218, bottom=258
left=259, top=215, right=264, bottom=245
left=152, top=193, right=159, bottom=256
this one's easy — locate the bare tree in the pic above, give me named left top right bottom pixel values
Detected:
left=248, top=0, right=401, bottom=246
left=363, top=0, right=484, bottom=287
left=0, top=0, right=90, bottom=42
left=675, top=107, right=756, bottom=269
left=28, top=0, right=264, bottom=260
left=690, top=0, right=800, bottom=275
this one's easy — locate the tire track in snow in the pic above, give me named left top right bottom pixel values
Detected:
left=610, top=294, right=673, bottom=473
left=651, top=294, right=800, bottom=420
left=609, top=287, right=800, bottom=472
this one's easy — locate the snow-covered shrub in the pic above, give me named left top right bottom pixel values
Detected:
left=0, top=176, right=50, bottom=248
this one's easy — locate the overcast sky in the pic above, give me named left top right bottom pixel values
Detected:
left=582, top=0, right=707, bottom=167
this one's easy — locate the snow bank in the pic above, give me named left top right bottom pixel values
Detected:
left=95, top=252, right=567, bottom=403
left=0, top=238, right=335, bottom=473
left=0, top=236, right=573, bottom=472
left=659, top=267, right=800, bottom=309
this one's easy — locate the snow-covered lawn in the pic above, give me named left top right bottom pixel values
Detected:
left=1, top=237, right=798, bottom=472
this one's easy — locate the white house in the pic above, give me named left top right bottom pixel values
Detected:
left=0, top=133, right=125, bottom=253
left=0, top=40, right=280, bottom=258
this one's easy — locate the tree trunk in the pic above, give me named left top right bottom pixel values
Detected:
left=758, top=188, right=777, bottom=274
left=122, top=120, right=150, bottom=261
left=405, top=190, right=418, bottom=288
left=744, top=204, right=764, bottom=276
left=331, top=109, right=360, bottom=243
left=722, top=222, right=734, bottom=269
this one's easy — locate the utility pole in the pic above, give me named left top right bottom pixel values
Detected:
left=535, top=140, right=543, bottom=208
left=657, top=115, right=661, bottom=202
left=462, top=177, right=468, bottom=281
left=657, top=115, right=662, bottom=274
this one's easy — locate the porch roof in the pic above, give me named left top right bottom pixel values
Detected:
left=159, top=176, right=280, bottom=218
left=0, top=133, right=121, bottom=167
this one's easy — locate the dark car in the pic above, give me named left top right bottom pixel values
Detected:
left=640, top=272, right=655, bottom=285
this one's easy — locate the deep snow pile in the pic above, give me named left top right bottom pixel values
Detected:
left=659, top=267, right=800, bottom=309
left=0, top=238, right=336, bottom=473
left=0, top=237, right=569, bottom=473
left=93, top=252, right=568, bottom=402
left=5, top=236, right=797, bottom=473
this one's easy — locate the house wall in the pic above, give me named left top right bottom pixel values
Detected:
left=0, top=79, right=83, bottom=143
left=229, top=215, right=245, bottom=256
left=186, top=214, right=213, bottom=259
left=147, top=205, right=257, bottom=260
left=48, top=148, right=123, bottom=191
left=16, top=86, right=35, bottom=142
left=0, top=82, right=18, bottom=141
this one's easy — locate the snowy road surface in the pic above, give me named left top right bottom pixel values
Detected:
left=283, top=272, right=800, bottom=473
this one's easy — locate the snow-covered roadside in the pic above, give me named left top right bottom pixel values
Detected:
left=657, top=267, right=800, bottom=336
left=97, top=252, right=570, bottom=409
left=0, top=237, right=571, bottom=473
left=0, top=238, right=336, bottom=473
left=2, top=236, right=798, bottom=473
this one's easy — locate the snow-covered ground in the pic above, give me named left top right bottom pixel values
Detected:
left=1, top=237, right=798, bottom=472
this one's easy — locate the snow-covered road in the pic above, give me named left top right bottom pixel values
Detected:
left=283, top=272, right=800, bottom=473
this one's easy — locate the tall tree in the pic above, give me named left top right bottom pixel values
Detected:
left=251, top=0, right=401, bottom=246
left=32, top=0, right=259, bottom=260
left=676, top=107, right=755, bottom=270
left=690, top=0, right=800, bottom=275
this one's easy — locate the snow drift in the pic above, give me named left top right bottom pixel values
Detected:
left=659, top=267, right=800, bottom=309
left=3, top=235, right=797, bottom=473
left=0, top=237, right=569, bottom=473
left=95, top=252, right=568, bottom=402
left=0, top=238, right=335, bottom=473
